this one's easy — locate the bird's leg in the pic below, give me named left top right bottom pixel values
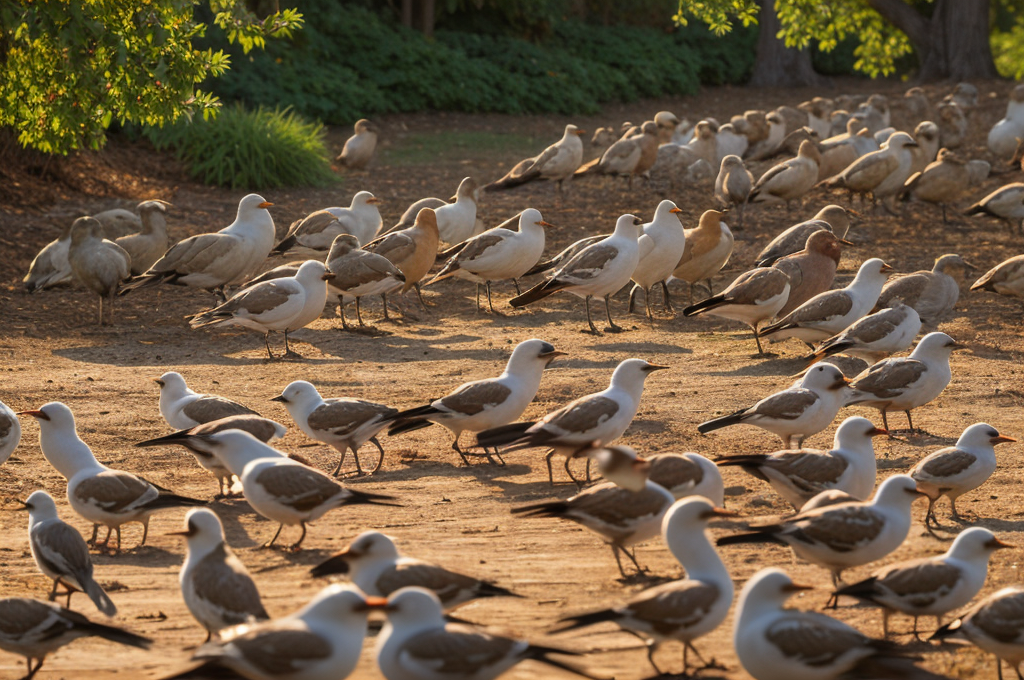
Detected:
left=48, top=579, right=59, bottom=602
left=214, top=286, right=228, bottom=304
left=941, top=204, right=948, bottom=225
left=356, top=297, right=366, bottom=327
left=476, top=284, right=482, bottom=312
left=351, top=444, right=365, bottom=476
left=331, top=445, right=348, bottom=477
left=380, top=294, right=392, bottom=322
left=545, top=449, right=557, bottom=485
left=512, top=278, right=522, bottom=296
left=644, top=287, right=654, bottom=323
left=261, top=524, right=284, bottom=549
left=339, top=301, right=350, bottom=330
left=611, top=545, right=628, bottom=578
left=282, top=330, right=302, bottom=359
left=113, top=527, right=122, bottom=554
left=99, top=526, right=113, bottom=549
left=881, top=410, right=890, bottom=432
left=452, top=433, right=471, bottom=466
left=997, top=658, right=1005, bottom=680
left=288, top=522, right=307, bottom=551
left=414, top=283, right=431, bottom=309
left=905, top=410, right=916, bottom=433
left=627, top=284, right=638, bottom=314
left=25, top=658, right=44, bottom=680
left=705, top=278, right=715, bottom=296
left=140, top=516, right=151, bottom=547
left=97, top=297, right=104, bottom=326
left=912, top=616, right=923, bottom=642
left=88, top=524, right=99, bottom=546
left=660, top=280, right=673, bottom=312
left=489, top=447, right=506, bottom=466
left=486, top=282, right=504, bottom=316
left=622, top=545, right=645, bottom=574
left=753, top=326, right=766, bottom=355
left=583, top=295, right=599, bottom=335
left=882, top=609, right=891, bottom=638
left=604, top=295, right=623, bottom=333
left=564, top=455, right=582, bottom=487
left=263, top=332, right=276, bottom=361
left=950, top=497, right=962, bottom=521
left=369, top=437, right=387, bottom=474
left=64, top=586, right=73, bottom=609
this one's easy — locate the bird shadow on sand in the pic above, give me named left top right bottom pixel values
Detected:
left=92, top=543, right=182, bottom=569
left=705, top=355, right=810, bottom=378
left=583, top=341, right=693, bottom=356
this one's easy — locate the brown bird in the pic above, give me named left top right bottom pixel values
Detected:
left=755, top=205, right=853, bottom=267
left=115, top=200, right=170, bottom=275
left=772, top=230, right=846, bottom=317
left=363, top=208, right=439, bottom=314
left=819, top=132, right=918, bottom=213
left=336, top=119, right=378, bottom=169
left=970, top=254, right=1024, bottom=307
left=67, top=217, right=132, bottom=326
left=575, top=121, right=658, bottom=189
left=749, top=140, right=822, bottom=211
left=714, top=155, right=753, bottom=226
left=670, top=210, right=735, bottom=300
left=903, top=149, right=971, bottom=223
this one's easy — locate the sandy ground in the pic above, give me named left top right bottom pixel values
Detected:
left=2, top=78, right=1024, bottom=680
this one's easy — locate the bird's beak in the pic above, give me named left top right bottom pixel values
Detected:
left=670, top=207, right=683, bottom=214
left=258, top=201, right=274, bottom=209
left=992, top=435, right=1017, bottom=445
left=948, top=342, right=968, bottom=351
left=644, top=364, right=670, bottom=372
left=14, top=500, right=30, bottom=512
left=906, top=141, right=919, bottom=147
left=322, top=273, right=336, bottom=281
left=165, top=530, right=191, bottom=537
left=961, top=260, right=979, bottom=270
left=153, top=378, right=165, bottom=387
left=270, top=395, right=288, bottom=403
left=782, top=583, right=814, bottom=593
left=540, top=350, right=567, bottom=361
left=366, top=198, right=381, bottom=205
left=868, top=427, right=889, bottom=437
left=539, top=221, right=557, bottom=228
left=632, top=458, right=652, bottom=474
left=17, top=410, right=49, bottom=421
left=830, top=376, right=852, bottom=390
left=358, top=596, right=390, bottom=612
left=986, top=537, right=1015, bottom=550
left=880, top=263, right=894, bottom=273
left=575, top=129, right=586, bottom=136
left=702, top=508, right=740, bottom=519
left=839, top=238, right=856, bottom=246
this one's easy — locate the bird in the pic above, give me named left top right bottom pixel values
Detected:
left=180, top=584, right=385, bottom=680
left=135, top=414, right=286, bottom=497
left=434, top=177, right=479, bottom=245
left=484, top=124, right=585, bottom=195
left=310, top=530, right=519, bottom=609
left=154, top=372, right=259, bottom=430
left=844, top=331, right=964, bottom=432
left=274, top=191, right=382, bottom=252
left=903, top=86, right=930, bottom=121
left=698, top=363, right=850, bottom=448
left=654, top=110, right=682, bottom=143
left=965, top=182, right=1024, bottom=234
left=323, top=234, right=405, bottom=329
left=189, top=260, right=334, bottom=359
left=716, top=416, right=885, bottom=510
left=21, top=490, right=116, bottom=615
left=364, top=207, right=440, bottom=313
left=510, top=213, right=642, bottom=334
left=476, top=359, right=667, bottom=484
left=772, top=229, right=847, bottom=317
left=734, top=568, right=939, bottom=680
left=670, top=209, right=734, bottom=301
left=819, top=132, right=919, bottom=213
left=748, top=139, right=821, bottom=211
left=271, top=380, right=398, bottom=476
left=0, top=398, right=21, bottom=466
left=714, top=155, right=753, bottom=225
left=682, top=267, right=791, bottom=355
left=169, top=508, right=269, bottom=641
left=937, top=101, right=969, bottom=149
left=719, top=475, right=924, bottom=587
left=21, top=403, right=204, bottom=552
left=835, top=527, right=1011, bottom=638
left=987, top=83, right=1024, bottom=158
left=575, top=121, right=659, bottom=189
left=971, top=254, right=1024, bottom=306
left=429, top=208, right=550, bottom=314
left=903, top=149, right=971, bottom=224
left=115, top=200, right=170, bottom=274
left=754, top=204, right=853, bottom=267
left=746, top=111, right=787, bottom=161
left=758, top=258, right=894, bottom=347
left=376, top=587, right=597, bottom=680
left=0, top=597, right=150, bottom=680
left=799, top=97, right=834, bottom=138
left=628, top=199, right=686, bottom=319
left=875, top=253, right=971, bottom=328
left=805, top=299, right=922, bottom=365
left=931, top=585, right=1024, bottom=679
left=646, top=452, right=725, bottom=505
left=120, top=193, right=276, bottom=299
left=908, top=121, right=941, bottom=175
left=911, top=423, right=1017, bottom=528
left=195, top=429, right=397, bottom=550
left=67, top=217, right=132, bottom=325
left=337, top=118, right=378, bottom=169
left=552, top=497, right=735, bottom=676
left=385, top=339, right=564, bottom=466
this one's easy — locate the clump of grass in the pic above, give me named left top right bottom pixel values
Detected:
left=145, top=105, right=339, bottom=189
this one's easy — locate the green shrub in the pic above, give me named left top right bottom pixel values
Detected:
left=145, top=105, right=338, bottom=189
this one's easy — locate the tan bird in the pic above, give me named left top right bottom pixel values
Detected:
left=965, top=183, right=1024, bottom=234
left=746, top=111, right=787, bottom=161
left=749, top=140, right=821, bottom=211
left=670, top=210, right=734, bottom=299
left=937, top=101, right=968, bottom=149
left=683, top=267, right=791, bottom=354
left=909, top=121, right=941, bottom=175
left=903, top=87, right=930, bottom=121
left=575, top=121, right=659, bottom=189
left=714, top=155, right=753, bottom=226
left=336, top=119, right=378, bottom=169
left=970, top=255, right=1024, bottom=307
left=364, top=207, right=439, bottom=313
left=820, top=131, right=918, bottom=213
left=875, top=253, right=968, bottom=330
left=755, top=205, right=853, bottom=267
left=654, top=110, right=681, bottom=143
left=772, top=229, right=845, bottom=317
left=116, top=200, right=170, bottom=274
left=67, top=217, right=132, bottom=326
left=483, top=124, right=585, bottom=196
left=903, top=148, right=971, bottom=223
left=799, top=97, right=835, bottom=138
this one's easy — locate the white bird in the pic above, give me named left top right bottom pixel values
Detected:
left=67, top=216, right=132, bottom=325
left=805, top=299, right=922, bottom=365
left=987, top=83, right=1024, bottom=158
left=971, top=254, right=1024, bottom=304
left=189, top=260, right=334, bottom=359
left=670, top=209, right=735, bottom=301
left=377, top=587, right=595, bottom=680
left=646, top=452, right=725, bottom=505
left=115, top=200, right=170, bottom=274
left=22, top=490, right=116, bottom=615
left=155, top=371, right=259, bottom=431
left=875, top=253, right=970, bottom=328
left=337, top=118, right=378, bottom=169
left=483, top=124, right=586, bottom=195
left=628, top=200, right=686, bottom=320
left=120, top=193, right=276, bottom=298
left=511, top=214, right=641, bottom=333
left=275, top=191, right=383, bottom=252
left=309, top=530, right=519, bottom=609
left=435, top=177, right=480, bottom=245
left=19, top=402, right=204, bottom=552
left=932, top=585, right=1024, bottom=678
left=836, top=527, right=1012, bottom=637
left=716, top=416, right=885, bottom=510
left=271, top=380, right=398, bottom=476
left=197, top=429, right=397, bottom=550
left=845, top=331, right=963, bottom=432
left=0, top=398, right=21, bottom=465
left=386, top=339, right=564, bottom=466
left=476, top=359, right=667, bottom=484
left=911, top=423, right=1017, bottom=527
left=185, top=584, right=385, bottom=680
left=698, top=363, right=850, bottom=448
left=0, top=598, right=150, bottom=680
left=170, top=508, right=268, bottom=641
left=553, top=497, right=735, bottom=676
left=718, top=475, right=924, bottom=587
left=758, top=258, right=894, bottom=346
left=966, top=182, right=1024, bottom=234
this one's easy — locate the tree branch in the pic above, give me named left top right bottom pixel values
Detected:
left=865, top=0, right=932, bottom=57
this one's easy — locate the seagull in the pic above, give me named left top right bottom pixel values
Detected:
left=647, top=452, right=724, bottom=505
left=819, top=132, right=919, bottom=213
left=475, top=359, right=667, bottom=484
left=714, top=155, right=753, bottom=226
left=310, top=530, right=519, bottom=609
left=716, top=416, right=885, bottom=510
left=908, top=121, right=941, bottom=175
left=758, top=258, right=894, bottom=347
left=364, top=207, right=440, bottom=313
left=911, top=423, right=1017, bottom=527
left=21, top=490, right=116, bottom=615
left=628, top=200, right=686, bottom=320
left=931, top=585, right=1024, bottom=679
left=377, top=587, right=597, bottom=680
left=337, top=118, right=378, bottom=169
left=429, top=209, right=551, bottom=313
left=271, top=380, right=398, bottom=476
left=136, top=414, right=286, bottom=497
left=510, top=214, right=642, bottom=333
left=120, top=193, right=276, bottom=299
left=987, top=83, right=1024, bottom=158
left=189, top=260, right=335, bottom=359
left=875, top=253, right=970, bottom=328
left=386, top=339, right=564, bottom=466
left=552, top=497, right=735, bottom=676
left=748, top=139, right=821, bottom=211
left=772, top=229, right=847, bottom=317
left=67, top=217, right=132, bottom=325
left=903, top=148, right=971, bottom=223
left=0, top=398, right=21, bottom=465
left=20, top=402, right=205, bottom=552
left=169, top=508, right=269, bottom=641
left=718, top=475, right=924, bottom=587
left=274, top=191, right=382, bottom=252
left=971, top=254, right=1024, bottom=305
left=483, top=124, right=586, bottom=195
left=179, top=584, right=385, bottom=680
left=745, top=111, right=787, bottom=161
left=575, top=121, right=659, bottom=189
left=115, top=200, right=170, bottom=274
left=754, top=205, right=852, bottom=267
left=965, top=182, right=1024, bottom=234
left=0, top=597, right=150, bottom=680
left=844, top=331, right=964, bottom=432
left=670, top=209, right=734, bottom=300
left=683, top=266, right=791, bottom=355
left=805, top=299, right=922, bottom=365
left=435, top=177, right=480, bottom=245
left=323, top=234, right=405, bottom=329
left=196, top=429, right=398, bottom=550
left=155, top=371, right=259, bottom=430
left=698, top=363, right=850, bottom=448
left=836, top=527, right=1011, bottom=637
left=734, top=568, right=940, bottom=680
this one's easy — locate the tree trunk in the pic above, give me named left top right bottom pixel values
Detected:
left=748, top=0, right=828, bottom=87
left=418, top=0, right=435, bottom=38
left=400, top=0, right=413, bottom=29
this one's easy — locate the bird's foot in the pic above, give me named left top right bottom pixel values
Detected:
left=279, top=350, right=305, bottom=361
left=604, top=325, right=625, bottom=333
left=580, top=327, right=602, bottom=335
left=346, top=325, right=391, bottom=337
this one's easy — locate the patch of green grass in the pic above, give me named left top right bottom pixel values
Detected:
left=381, top=131, right=540, bottom=166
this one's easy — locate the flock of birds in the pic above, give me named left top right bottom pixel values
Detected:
left=4, top=80, right=1024, bottom=680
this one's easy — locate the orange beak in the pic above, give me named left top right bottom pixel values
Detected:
left=258, top=201, right=274, bottom=209
left=17, top=410, right=49, bottom=420
left=992, top=435, right=1017, bottom=445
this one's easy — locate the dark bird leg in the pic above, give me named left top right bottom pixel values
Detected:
left=611, top=545, right=629, bottom=578
left=263, top=332, right=276, bottom=360
left=486, top=282, right=504, bottom=315
left=452, top=433, right=471, bottom=466
left=627, top=285, right=637, bottom=314
left=476, top=284, right=482, bottom=312
left=621, top=545, right=645, bottom=573
left=604, top=295, right=623, bottom=333
left=905, top=410, right=916, bottom=433
left=414, top=283, right=431, bottom=309
left=705, top=278, right=715, bottom=296
left=583, top=295, right=599, bottom=334
left=950, top=497, right=962, bottom=521
left=660, top=280, right=673, bottom=312
left=880, top=410, right=890, bottom=432
left=331, top=446, right=349, bottom=477
left=288, top=522, right=307, bottom=551
left=369, top=437, right=386, bottom=474
left=338, top=298, right=350, bottom=330
left=545, top=449, right=558, bottom=485
left=752, top=324, right=766, bottom=355
left=512, top=278, right=522, bottom=296
left=262, top=523, right=284, bottom=549
left=623, top=630, right=662, bottom=675
left=25, top=658, right=44, bottom=680
left=355, top=297, right=366, bottom=326
left=644, top=286, right=654, bottom=322
left=381, top=294, right=392, bottom=322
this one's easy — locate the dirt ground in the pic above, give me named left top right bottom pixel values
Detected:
left=2, top=77, right=1024, bottom=680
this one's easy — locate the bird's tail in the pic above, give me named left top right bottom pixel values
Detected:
left=475, top=422, right=534, bottom=449
left=84, top=577, right=118, bottom=617
left=386, top=418, right=435, bottom=437
left=682, top=294, right=727, bottom=317
left=425, top=262, right=460, bottom=286
left=963, top=203, right=987, bottom=217
left=832, top=576, right=881, bottom=604
left=850, top=650, right=949, bottom=680
left=476, top=581, right=523, bottom=599
left=549, top=609, right=617, bottom=634
left=117, top=272, right=168, bottom=296
left=715, top=454, right=770, bottom=471
left=509, top=279, right=564, bottom=308
left=135, top=429, right=196, bottom=449
left=309, top=553, right=349, bottom=579
left=345, top=489, right=403, bottom=508
left=272, top=234, right=298, bottom=255
left=755, top=255, right=782, bottom=267
left=484, top=171, right=539, bottom=192
left=188, top=309, right=230, bottom=329
left=82, top=618, right=152, bottom=650
left=510, top=500, right=568, bottom=518
left=929, top=618, right=963, bottom=642
left=803, top=340, right=849, bottom=366
left=716, top=530, right=786, bottom=547
left=758, top=318, right=794, bottom=337
left=524, top=644, right=606, bottom=680
left=147, top=493, right=208, bottom=511
left=697, top=409, right=749, bottom=435
left=523, top=259, right=557, bottom=277
left=573, top=158, right=600, bottom=177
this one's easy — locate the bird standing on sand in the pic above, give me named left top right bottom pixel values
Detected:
left=628, top=200, right=686, bottom=320
left=965, top=183, right=1024, bottom=234
left=772, top=230, right=847, bottom=317
left=805, top=300, right=921, bottom=365
left=683, top=267, right=790, bottom=355
left=754, top=205, right=852, bottom=267
left=154, top=371, right=259, bottom=430
left=714, top=155, right=753, bottom=225
left=670, top=210, right=734, bottom=300
left=971, top=254, right=1024, bottom=305
left=274, top=191, right=382, bottom=252
left=116, top=200, right=170, bottom=275
left=875, top=253, right=970, bottom=328
left=484, top=124, right=585, bottom=196
left=748, top=140, right=821, bottom=211
left=575, top=121, right=659, bottom=189
left=337, top=119, right=378, bottom=169
left=364, top=208, right=440, bottom=314
left=67, top=217, right=131, bottom=326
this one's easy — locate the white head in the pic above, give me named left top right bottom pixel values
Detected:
left=518, top=208, right=552, bottom=232
left=612, top=214, right=644, bottom=239
left=910, top=332, right=963, bottom=359
left=18, top=402, right=97, bottom=478
left=22, top=490, right=59, bottom=523
left=201, top=429, right=287, bottom=475
left=662, top=495, right=732, bottom=540
left=383, top=586, right=446, bottom=629
left=455, top=177, right=478, bottom=203
left=851, top=258, right=894, bottom=286
left=872, top=474, right=923, bottom=509
left=563, top=124, right=585, bottom=138
left=955, top=423, right=1016, bottom=451
left=271, top=380, right=323, bottom=412
left=737, top=568, right=812, bottom=622
left=800, top=363, right=850, bottom=393
left=333, top=531, right=401, bottom=572
left=170, top=508, right=227, bottom=556
left=884, top=131, right=918, bottom=151
left=237, top=194, right=273, bottom=219
left=351, top=191, right=381, bottom=211
left=504, top=339, right=565, bottom=375
left=301, top=583, right=386, bottom=626
left=833, top=416, right=887, bottom=452
left=652, top=200, right=682, bottom=224
left=296, top=259, right=335, bottom=285
left=155, top=371, right=190, bottom=397
left=947, top=527, right=1013, bottom=562
left=609, top=359, right=669, bottom=390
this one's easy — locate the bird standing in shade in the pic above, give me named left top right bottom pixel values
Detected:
left=337, top=119, right=378, bottom=169
left=484, top=124, right=586, bottom=196
left=116, top=200, right=170, bottom=275
left=971, top=254, right=1024, bottom=305
left=67, top=217, right=131, bottom=325
left=714, top=155, right=753, bottom=226
left=749, top=139, right=822, bottom=211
